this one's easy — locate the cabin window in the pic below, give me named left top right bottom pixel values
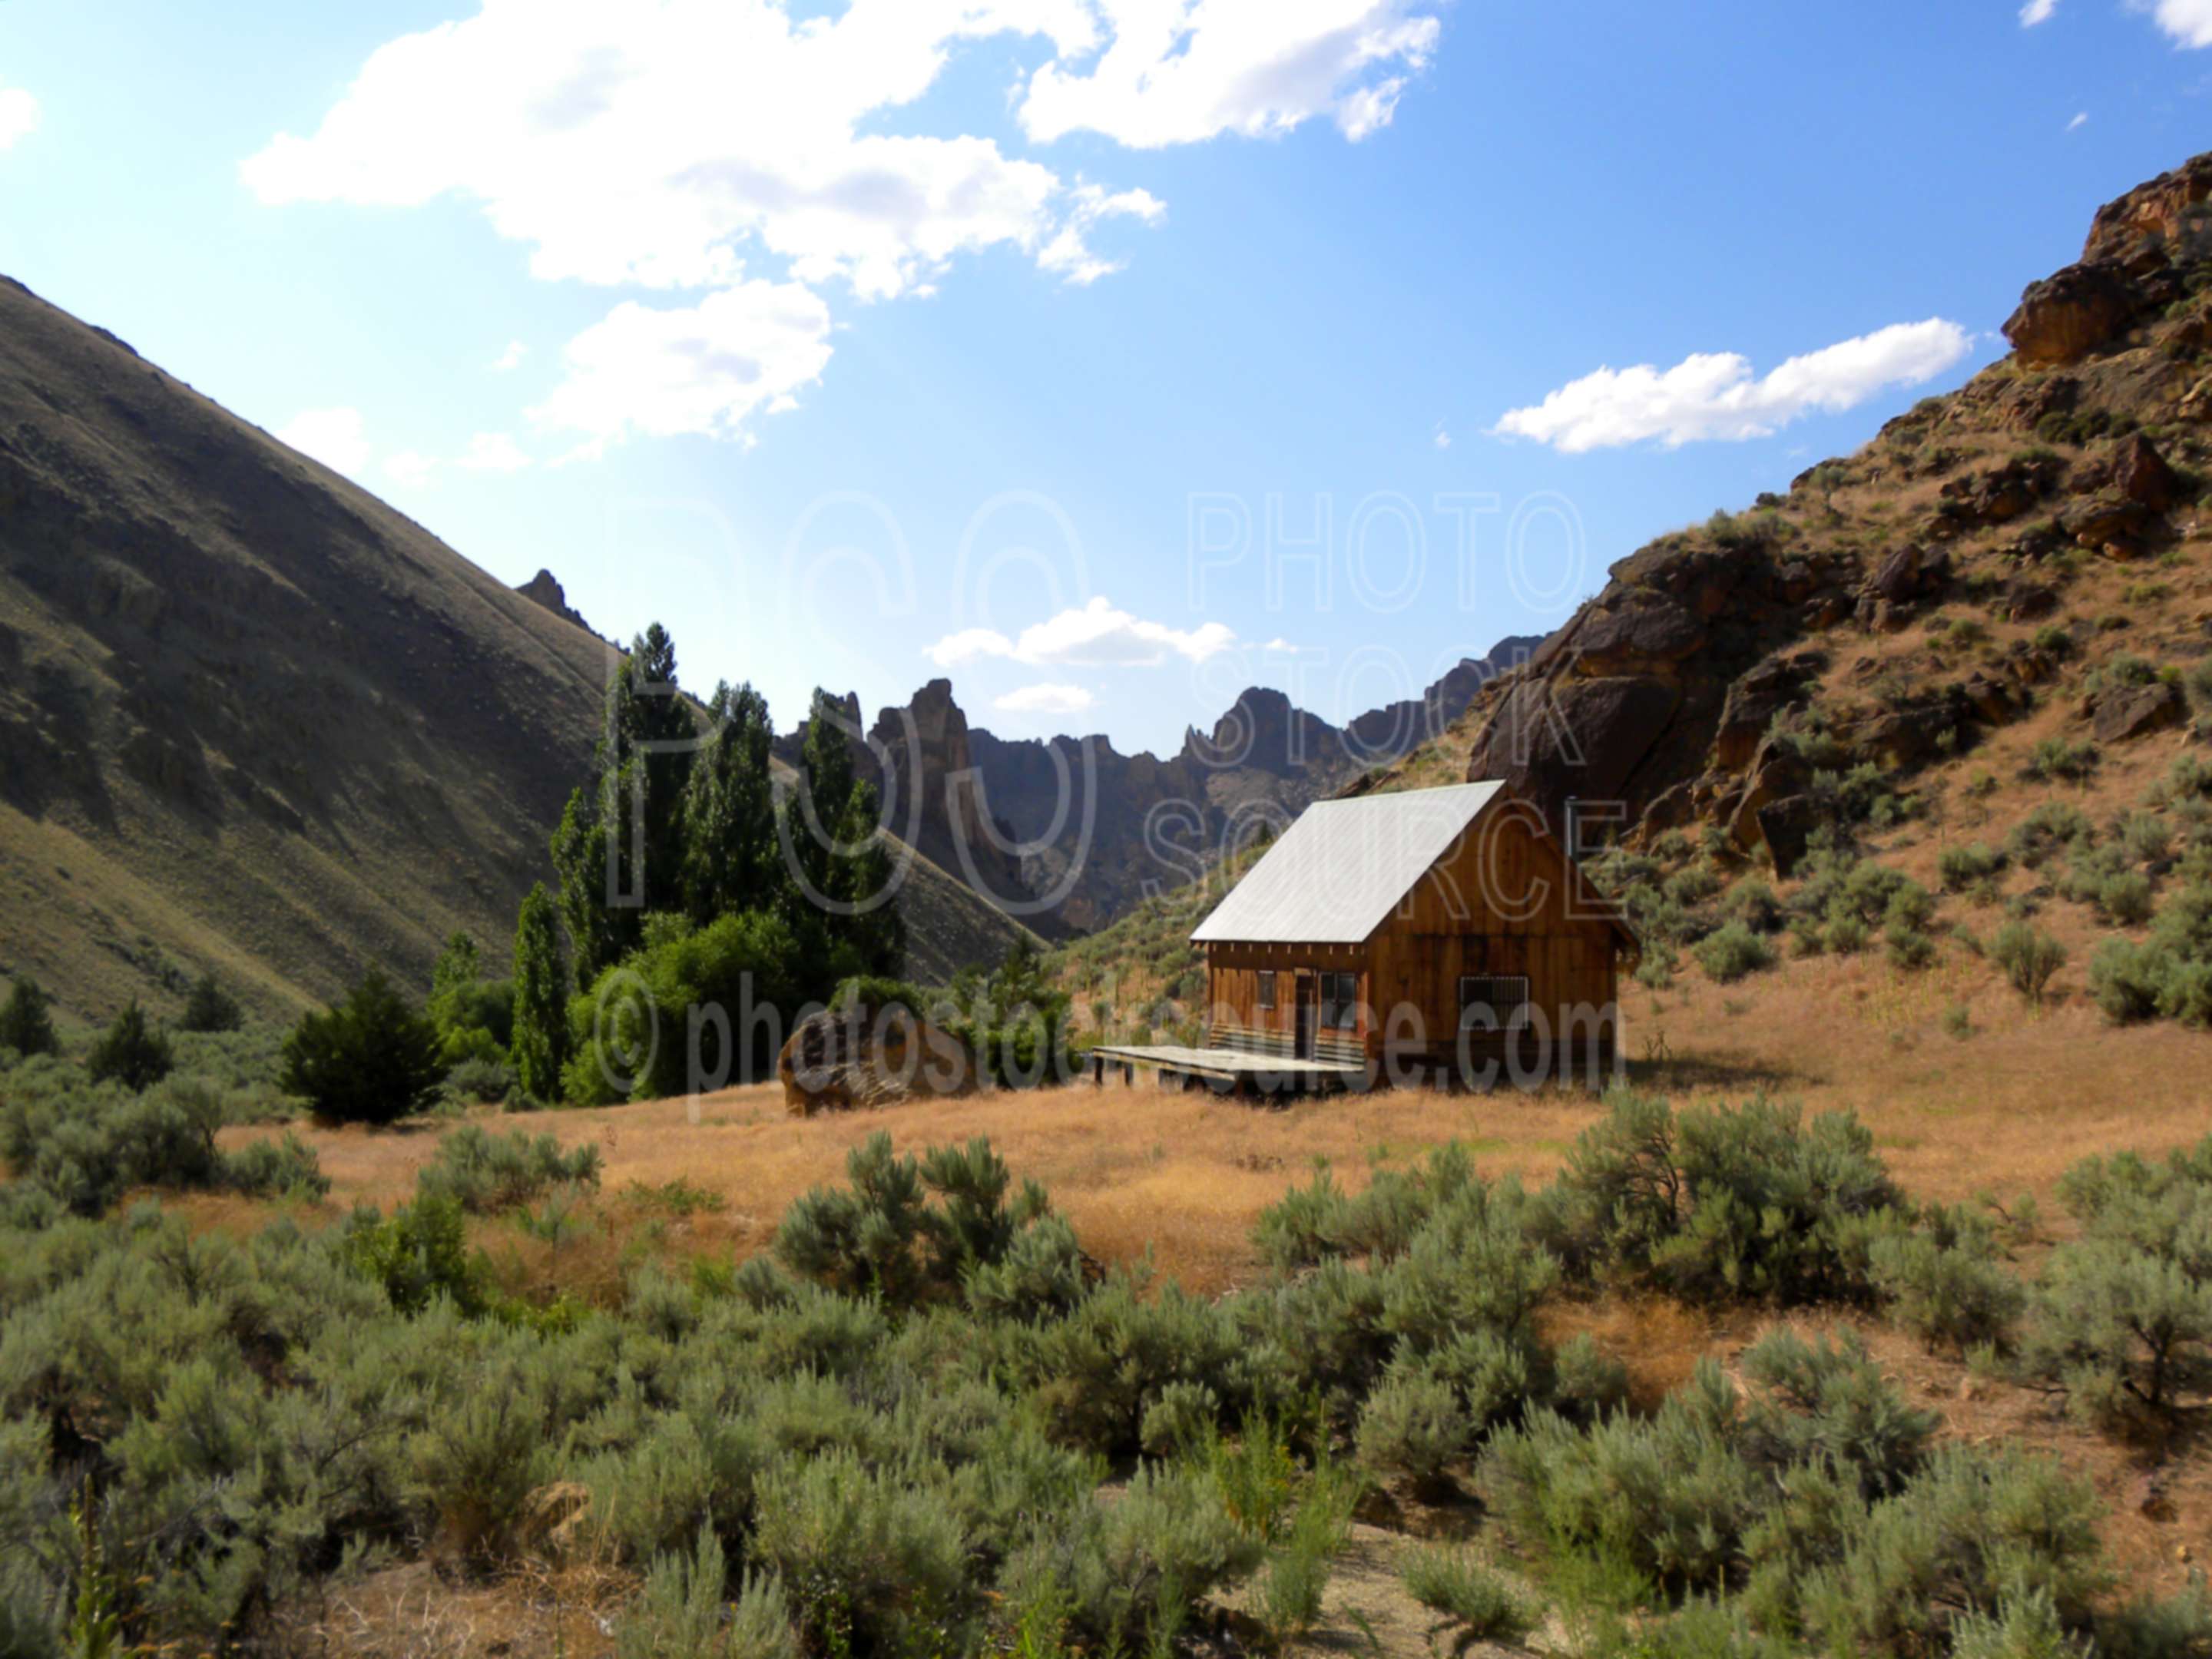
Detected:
left=1318, top=971, right=1359, bottom=1031
left=1256, top=970, right=1277, bottom=1011
left=1458, top=975, right=1531, bottom=1030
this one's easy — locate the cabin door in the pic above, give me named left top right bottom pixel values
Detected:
left=1293, top=972, right=1317, bottom=1060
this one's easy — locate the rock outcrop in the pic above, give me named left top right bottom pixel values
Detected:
left=1449, top=149, right=2212, bottom=872
left=787, top=637, right=1537, bottom=935
left=515, top=568, right=598, bottom=637
left=778, top=997, right=979, bottom=1114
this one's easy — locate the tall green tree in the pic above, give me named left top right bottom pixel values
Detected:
left=608, top=621, right=697, bottom=916
left=429, top=932, right=481, bottom=1007
left=835, top=777, right=906, bottom=978
left=555, top=623, right=700, bottom=979
left=551, top=784, right=621, bottom=986
left=0, top=975, right=60, bottom=1058
left=510, top=884, right=567, bottom=1102
left=780, top=688, right=863, bottom=982
left=681, top=680, right=780, bottom=925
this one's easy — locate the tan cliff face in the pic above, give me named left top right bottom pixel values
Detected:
left=1450, top=148, right=2212, bottom=874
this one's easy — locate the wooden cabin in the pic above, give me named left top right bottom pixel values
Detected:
left=1190, top=780, right=1637, bottom=1087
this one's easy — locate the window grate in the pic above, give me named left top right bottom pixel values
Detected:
left=1458, top=975, right=1531, bottom=1029
left=1257, top=970, right=1277, bottom=1011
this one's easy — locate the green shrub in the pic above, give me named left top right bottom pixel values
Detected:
left=1719, top=877, right=1783, bottom=934
left=86, top=1003, right=174, bottom=1093
left=774, top=1132, right=1055, bottom=1314
left=1938, top=843, right=2006, bottom=894
left=281, top=969, right=445, bottom=1125
left=1354, top=1365, right=1469, bottom=1491
left=1253, top=1455, right=1361, bottom=1647
left=2017, top=1137, right=2212, bottom=1426
left=1402, top=1547, right=1538, bottom=1649
left=178, top=974, right=243, bottom=1035
left=445, top=1055, right=515, bottom=1104
left=1992, top=922, right=2068, bottom=1005
left=1796, top=1446, right=2108, bottom=1657
left=2116, top=811, right=2173, bottom=867
left=614, top=1526, right=798, bottom=1659
left=1885, top=921, right=1937, bottom=970
left=1541, top=1091, right=1900, bottom=1306
left=0, top=1069, right=323, bottom=1215
left=0, top=976, right=61, bottom=1058
left=2026, top=737, right=2098, bottom=783
left=415, top=1124, right=602, bottom=1214
left=1005, top=1462, right=1261, bottom=1654
left=2008, top=803, right=2095, bottom=869
left=2089, top=939, right=2164, bottom=1022
left=2098, top=871, right=2156, bottom=926
left=339, top=1192, right=489, bottom=1314
left=744, top=1450, right=975, bottom=1655
left=1694, top=923, right=1776, bottom=984
left=222, top=1131, right=331, bottom=1201
left=1867, top=1208, right=2025, bottom=1354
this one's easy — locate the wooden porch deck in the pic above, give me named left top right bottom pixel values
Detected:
left=1084, top=1042, right=1369, bottom=1094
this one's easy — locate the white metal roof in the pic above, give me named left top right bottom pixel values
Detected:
left=1189, top=780, right=1508, bottom=945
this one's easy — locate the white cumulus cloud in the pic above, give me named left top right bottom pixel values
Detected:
left=275, top=407, right=373, bottom=477
left=994, top=683, right=1097, bottom=715
left=529, top=282, right=833, bottom=450
left=492, top=339, right=528, bottom=372
left=2020, top=0, right=2059, bottom=25
left=1018, top=0, right=1442, bottom=147
left=239, top=2, right=1449, bottom=447
left=1037, top=182, right=1167, bottom=285
left=1491, top=319, right=1974, bottom=454
left=240, top=0, right=1154, bottom=303
left=2133, top=0, right=2212, bottom=46
left=926, top=597, right=1235, bottom=668
left=2067, top=111, right=2089, bottom=131
left=0, top=84, right=38, bottom=151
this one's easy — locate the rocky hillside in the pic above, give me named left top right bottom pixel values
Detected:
left=793, top=637, right=1540, bottom=935
left=1419, top=151, right=2212, bottom=873
left=0, top=278, right=1029, bottom=1018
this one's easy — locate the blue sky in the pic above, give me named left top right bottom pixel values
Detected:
left=3, top=0, right=2210, bottom=755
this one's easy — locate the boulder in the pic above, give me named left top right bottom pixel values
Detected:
left=2061, top=491, right=2152, bottom=548
left=1465, top=674, right=1681, bottom=818
left=2004, top=581, right=2058, bottom=622
left=2093, top=680, right=2186, bottom=743
left=2002, top=261, right=2140, bottom=366
left=1727, top=739, right=1812, bottom=853
left=1960, top=673, right=2022, bottom=726
left=2116, top=433, right=2179, bottom=509
left=1568, top=589, right=1706, bottom=676
left=1936, top=457, right=2058, bottom=530
left=1850, top=690, right=1969, bottom=767
left=1867, top=544, right=1948, bottom=605
left=1754, top=794, right=1824, bottom=879
left=778, top=998, right=979, bottom=1116
left=1714, top=654, right=1820, bottom=771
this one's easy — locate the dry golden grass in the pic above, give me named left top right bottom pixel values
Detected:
left=216, top=1079, right=1605, bottom=1296
left=210, top=931, right=2212, bottom=1296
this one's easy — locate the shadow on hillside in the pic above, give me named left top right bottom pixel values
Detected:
left=1622, top=1051, right=1813, bottom=1096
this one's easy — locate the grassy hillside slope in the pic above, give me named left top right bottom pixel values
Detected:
left=0, top=276, right=1025, bottom=1018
